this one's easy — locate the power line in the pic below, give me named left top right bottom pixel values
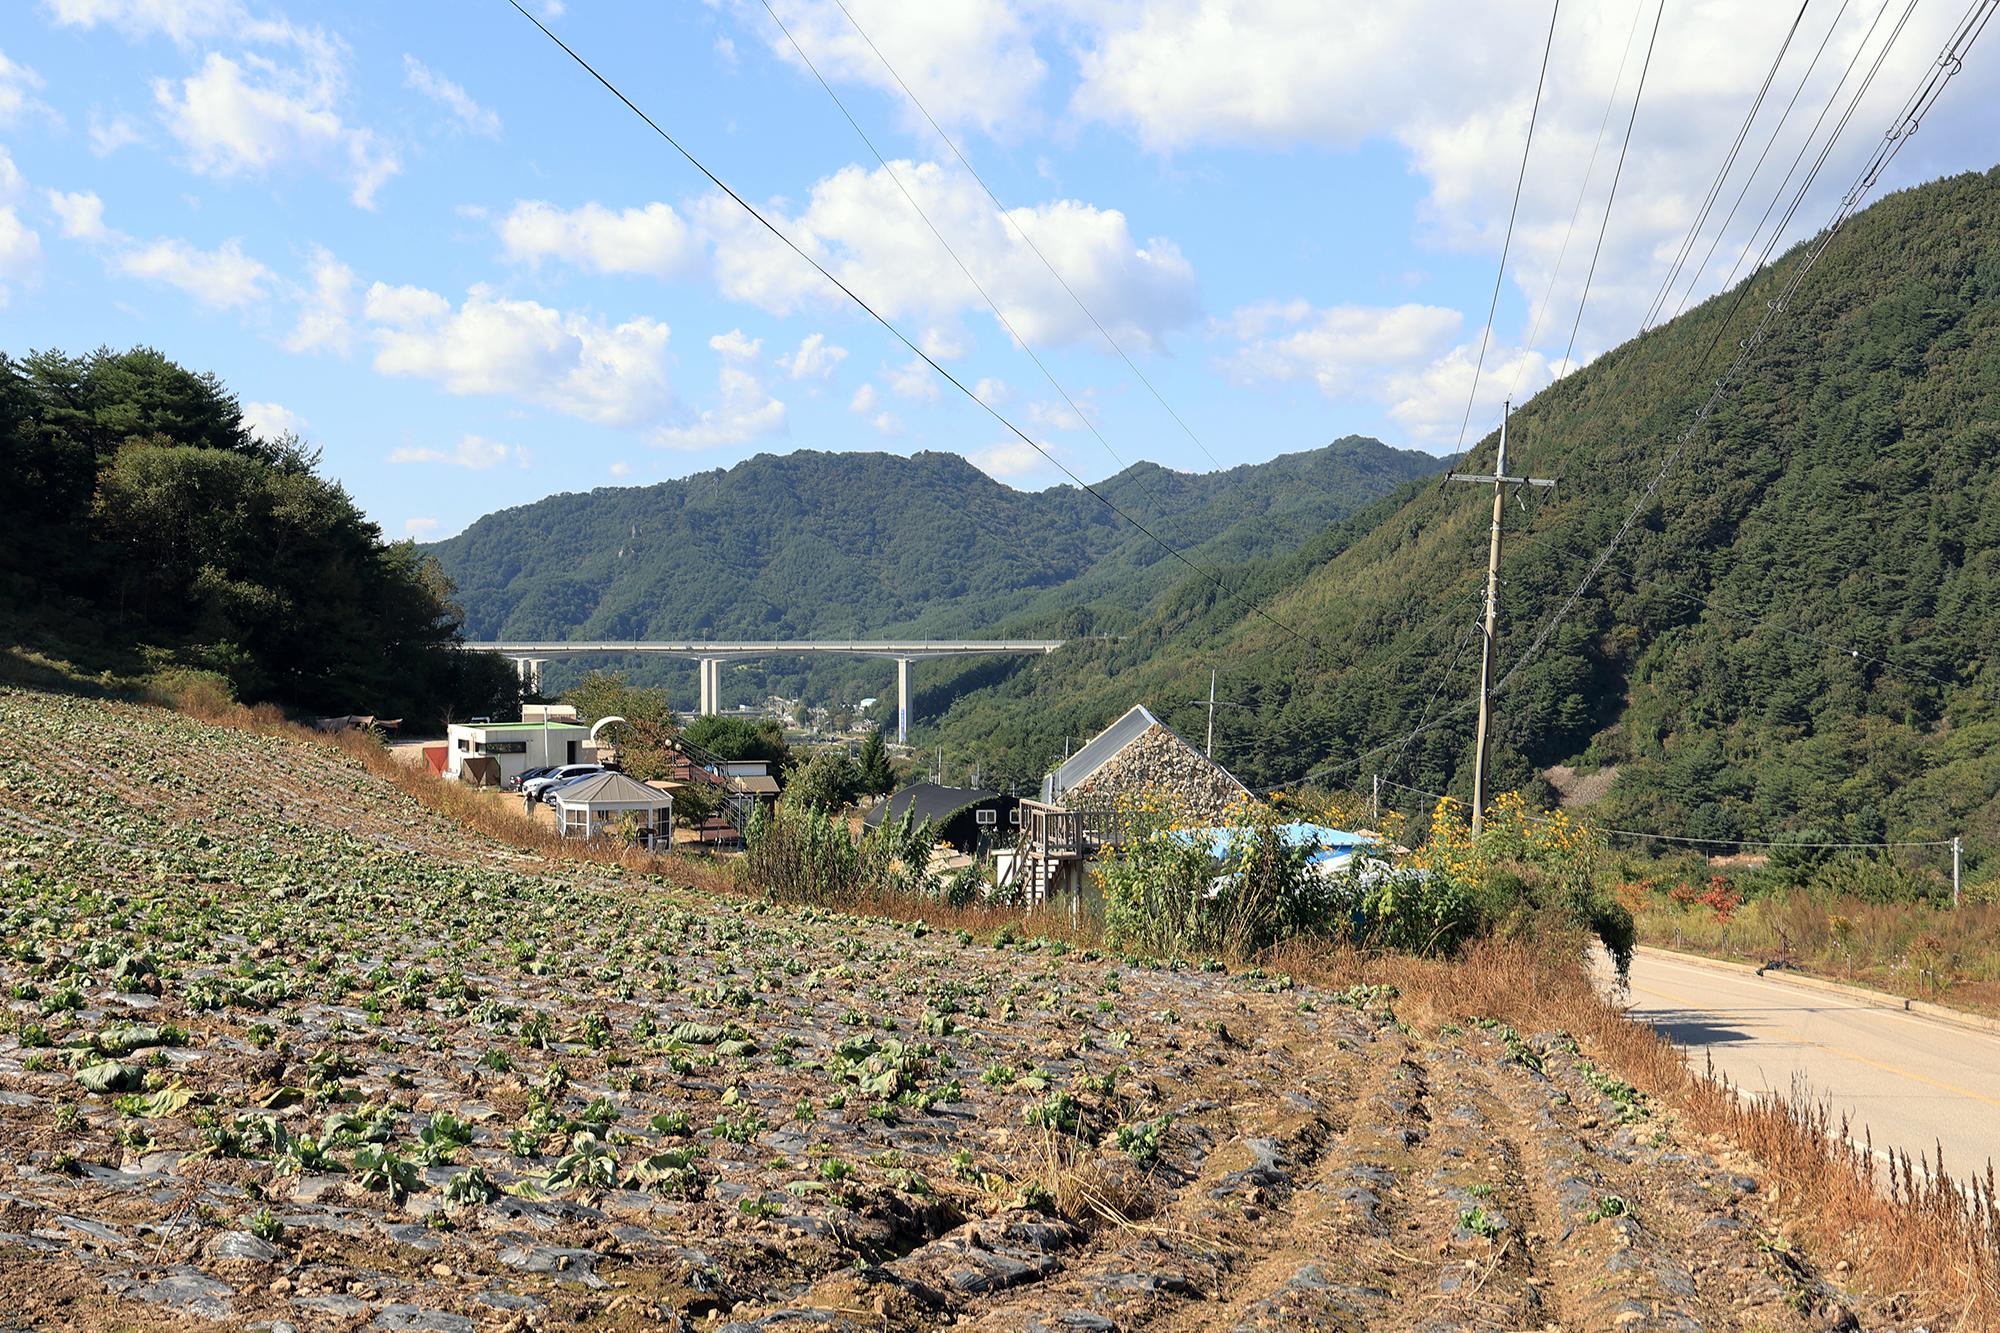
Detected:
left=1486, top=0, right=1986, bottom=709
left=1681, top=0, right=1898, bottom=333
left=1691, top=0, right=1924, bottom=374
left=1641, top=0, right=1815, bottom=333
left=820, top=0, right=1228, bottom=478
left=1508, top=0, right=1650, bottom=402
left=1502, top=524, right=1972, bottom=695
left=755, top=0, right=1195, bottom=546
left=1263, top=0, right=1992, bottom=793
left=1447, top=0, right=1562, bottom=465
left=1656, top=0, right=1858, bottom=330
left=504, top=0, right=1318, bottom=652
left=1550, top=0, right=1665, bottom=393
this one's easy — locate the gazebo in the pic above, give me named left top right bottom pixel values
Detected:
left=549, top=771, right=674, bottom=846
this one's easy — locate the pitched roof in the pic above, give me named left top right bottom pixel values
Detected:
left=862, top=782, right=1001, bottom=830
left=1046, top=704, right=1160, bottom=797
left=1044, top=704, right=1246, bottom=801
left=550, top=771, right=674, bottom=807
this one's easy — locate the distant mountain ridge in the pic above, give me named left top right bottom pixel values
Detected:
left=425, top=438, right=1441, bottom=642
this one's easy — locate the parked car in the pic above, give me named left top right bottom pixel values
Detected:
left=520, top=764, right=605, bottom=802
left=506, top=765, right=562, bottom=792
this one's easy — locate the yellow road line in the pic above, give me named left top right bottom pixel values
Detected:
left=1626, top=978, right=2000, bottom=1111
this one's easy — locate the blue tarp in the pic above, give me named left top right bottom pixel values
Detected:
left=1186, top=823, right=1381, bottom=863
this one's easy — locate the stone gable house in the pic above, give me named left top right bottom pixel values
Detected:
left=1041, top=704, right=1249, bottom=823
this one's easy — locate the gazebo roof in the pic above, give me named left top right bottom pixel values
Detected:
left=551, top=771, right=674, bottom=808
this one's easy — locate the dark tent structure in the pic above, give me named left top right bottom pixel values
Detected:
left=863, top=782, right=1017, bottom=854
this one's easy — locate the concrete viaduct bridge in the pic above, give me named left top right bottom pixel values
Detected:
left=466, top=640, right=1065, bottom=744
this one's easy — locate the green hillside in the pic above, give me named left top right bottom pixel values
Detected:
left=425, top=437, right=1440, bottom=643
left=920, top=167, right=2000, bottom=878
left=0, top=347, right=516, bottom=722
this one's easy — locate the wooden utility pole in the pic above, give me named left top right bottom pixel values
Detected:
left=1189, top=669, right=1247, bottom=760
left=1446, top=402, right=1555, bottom=836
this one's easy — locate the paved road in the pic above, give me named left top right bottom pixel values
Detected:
left=1601, top=948, right=2000, bottom=1181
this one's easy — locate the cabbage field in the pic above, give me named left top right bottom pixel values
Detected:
left=0, top=688, right=1845, bottom=1332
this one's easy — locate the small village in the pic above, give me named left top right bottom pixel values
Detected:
left=410, top=697, right=1398, bottom=919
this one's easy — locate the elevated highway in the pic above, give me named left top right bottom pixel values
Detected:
left=464, top=639, right=1065, bottom=743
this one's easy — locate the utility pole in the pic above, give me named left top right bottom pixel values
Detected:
left=1446, top=401, right=1555, bottom=837
left=1371, top=774, right=1380, bottom=825
left=1188, top=669, right=1247, bottom=760
left=1953, top=835, right=1962, bottom=908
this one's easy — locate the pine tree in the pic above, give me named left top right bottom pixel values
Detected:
left=858, top=728, right=894, bottom=796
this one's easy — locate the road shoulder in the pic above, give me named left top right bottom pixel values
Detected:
left=1631, top=944, right=2000, bottom=1042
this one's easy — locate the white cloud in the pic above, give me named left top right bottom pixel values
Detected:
left=608, top=460, right=631, bottom=477
left=752, top=0, right=1047, bottom=140
left=403, top=55, right=500, bottom=136
left=386, top=434, right=524, bottom=469
left=966, top=437, right=1060, bottom=482
left=47, top=0, right=265, bottom=44
left=89, top=112, right=149, bottom=155
left=728, top=3, right=1997, bottom=365
left=283, top=244, right=357, bottom=354
left=1381, top=340, right=1557, bottom=450
left=115, top=234, right=271, bottom=307
left=973, top=377, right=1010, bottom=406
left=47, top=189, right=112, bottom=241
left=0, top=208, right=42, bottom=303
left=777, top=332, right=847, bottom=379
left=867, top=411, right=903, bottom=436
left=364, top=282, right=678, bottom=428
left=48, top=188, right=270, bottom=308
left=1026, top=399, right=1087, bottom=431
left=695, top=159, right=1199, bottom=354
left=650, top=330, right=787, bottom=451
left=0, top=150, right=37, bottom=295
left=404, top=516, right=440, bottom=538
left=0, top=49, right=47, bottom=125
left=498, top=199, right=701, bottom=279
left=154, top=49, right=400, bottom=207
left=847, top=383, right=879, bottom=413
left=1220, top=300, right=1463, bottom=400
left=886, top=355, right=939, bottom=403
left=241, top=400, right=306, bottom=441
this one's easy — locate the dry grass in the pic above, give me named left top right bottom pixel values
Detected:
left=157, top=690, right=2000, bottom=1324
left=1636, top=889, right=2000, bottom=1018
left=1261, top=931, right=2000, bottom=1325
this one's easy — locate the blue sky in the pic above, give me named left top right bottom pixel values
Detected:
left=3, top=0, right=1994, bottom=542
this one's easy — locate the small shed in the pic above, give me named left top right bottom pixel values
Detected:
left=863, top=782, right=1015, bottom=855
left=550, top=771, right=674, bottom=846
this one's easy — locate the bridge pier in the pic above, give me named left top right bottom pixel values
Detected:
left=698, top=658, right=722, bottom=716
left=897, top=658, right=911, bottom=746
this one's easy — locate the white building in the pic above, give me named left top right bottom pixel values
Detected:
left=445, top=720, right=596, bottom=786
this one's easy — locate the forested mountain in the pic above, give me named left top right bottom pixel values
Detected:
left=425, top=438, right=1439, bottom=642
left=0, top=347, right=516, bottom=721
left=915, top=167, right=2000, bottom=878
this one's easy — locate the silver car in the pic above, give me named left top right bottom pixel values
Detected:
left=520, top=764, right=604, bottom=803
